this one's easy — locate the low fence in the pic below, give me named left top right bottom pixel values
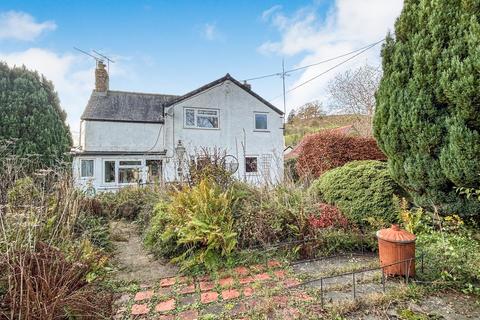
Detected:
left=289, top=253, right=425, bottom=308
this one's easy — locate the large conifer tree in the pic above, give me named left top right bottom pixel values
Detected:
left=0, top=62, right=72, bottom=167
left=374, top=0, right=480, bottom=217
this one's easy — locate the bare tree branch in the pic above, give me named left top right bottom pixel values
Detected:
left=327, top=64, right=382, bottom=136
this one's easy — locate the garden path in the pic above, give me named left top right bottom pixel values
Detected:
left=109, top=230, right=480, bottom=320
left=110, top=220, right=178, bottom=283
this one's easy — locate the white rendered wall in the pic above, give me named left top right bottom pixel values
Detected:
left=82, top=121, right=165, bottom=152
left=163, top=80, right=284, bottom=184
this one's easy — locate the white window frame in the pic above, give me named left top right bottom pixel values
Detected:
left=118, top=160, right=143, bottom=185
left=245, top=156, right=259, bottom=175
left=254, top=112, right=269, bottom=131
left=80, top=159, right=94, bottom=178
left=103, top=159, right=117, bottom=184
left=184, top=107, right=220, bottom=129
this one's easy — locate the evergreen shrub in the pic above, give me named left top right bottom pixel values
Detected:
left=374, top=0, right=480, bottom=216
left=310, top=160, right=403, bottom=226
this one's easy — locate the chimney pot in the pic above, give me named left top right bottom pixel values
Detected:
left=95, top=61, right=109, bottom=92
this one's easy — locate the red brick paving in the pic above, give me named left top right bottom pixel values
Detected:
left=253, top=273, right=271, bottom=281
left=120, top=263, right=307, bottom=318
left=131, top=303, right=149, bottom=315
left=283, top=278, right=300, bottom=288
left=155, top=298, right=176, bottom=313
left=267, top=260, right=281, bottom=268
left=157, top=286, right=173, bottom=297
left=160, top=277, right=176, bottom=287
left=219, top=277, right=234, bottom=288
left=201, top=291, right=219, bottom=304
left=199, top=281, right=215, bottom=291
left=177, top=276, right=188, bottom=284
left=221, top=288, right=240, bottom=300
left=134, top=290, right=154, bottom=301
left=179, top=284, right=196, bottom=294
left=234, top=266, right=249, bottom=276
left=274, top=270, right=286, bottom=279
left=239, top=276, right=255, bottom=284
left=243, top=287, right=254, bottom=297
left=177, top=309, right=198, bottom=320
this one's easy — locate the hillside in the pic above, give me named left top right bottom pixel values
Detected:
left=285, top=114, right=364, bottom=147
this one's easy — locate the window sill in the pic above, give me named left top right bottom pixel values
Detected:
left=183, top=126, right=220, bottom=130
left=253, top=130, right=270, bottom=133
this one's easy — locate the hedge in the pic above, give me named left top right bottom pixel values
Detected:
left=296, top=131, right=386, bottom=178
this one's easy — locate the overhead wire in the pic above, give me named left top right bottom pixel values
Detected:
left=285, top=40, right=382, bottom=94
left=268, top=39, right=384, bottom=102
left=242, top=39, right=385, bottom=82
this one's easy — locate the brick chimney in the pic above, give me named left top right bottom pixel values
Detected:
left=95, top=61, right=109, bottom=92
left=243, top=80, right=251, bottom=90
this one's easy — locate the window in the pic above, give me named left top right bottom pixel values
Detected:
left=80, top=160, right=94, bottom=178
left=146, top=160, right=162, bottom=183
left=254, top=113, right=268, bottom=130
left=185, top=109, right=195, bottom=126
left=119, top=160, right=141, bottom=166
left=245, top=157, right=258, bottom=173
left=118, top=160, right=142, bottom=184
left=104, top=161, right=115, bottom=183
left=184, top=108, right=219, bottom=129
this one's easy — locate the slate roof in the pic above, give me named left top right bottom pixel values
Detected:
left=165, top=74, right=284, bottom=115
left=81, top=90, right=178, bottom=123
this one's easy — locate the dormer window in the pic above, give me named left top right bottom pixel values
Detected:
left=185, top=108, right=219, bottom=129
left=254, top=113, right=268, bottom=130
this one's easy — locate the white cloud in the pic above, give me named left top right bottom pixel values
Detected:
left=261, top=5, right=282, bottom=21
left=0, top=48, right=137, bottom=143
left=259, top=0, right=403, bottom=112
left=201, top=23, right=219, bottom=41
left=0, top=11, right=56, bottom=41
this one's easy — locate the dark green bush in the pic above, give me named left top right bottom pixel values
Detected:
left=310, top=160, right=403, bottom=226
left=374, top=0, right=480, bottom=216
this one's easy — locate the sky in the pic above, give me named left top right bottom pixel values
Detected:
left=0, top=0, right=403, bottom=139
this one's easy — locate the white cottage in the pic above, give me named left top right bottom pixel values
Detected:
left=72, top=62, right=284, bottom=191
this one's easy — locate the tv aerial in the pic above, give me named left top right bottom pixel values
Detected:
left=73, top=47, right=115, bottom=73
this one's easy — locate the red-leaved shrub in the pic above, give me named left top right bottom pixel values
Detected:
left=309, top=203, right=349, bottom=229
left=296, top=131, right=386, bottom=177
